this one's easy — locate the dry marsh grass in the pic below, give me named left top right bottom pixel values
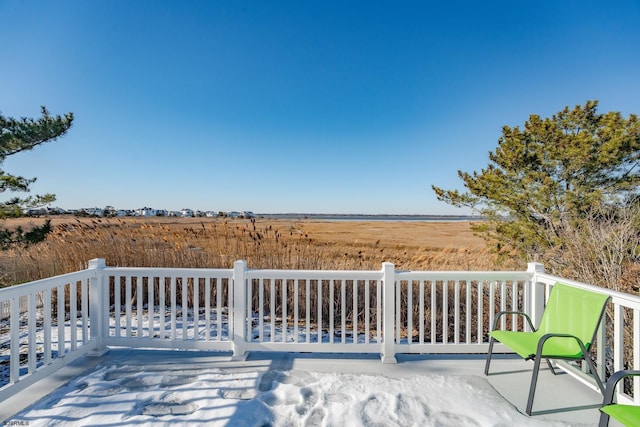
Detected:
left=0, top=217, right=514, bottom=285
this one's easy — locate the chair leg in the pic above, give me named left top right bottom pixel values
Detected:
left=583, top=355, right=606, bottom=395
left=484, top=337, right=495, bottom=375
left=545, top=358, right=557, bottom=375
left=598, top=411, right=610, bottom=427
left=526, top=356, right=543, bottom=415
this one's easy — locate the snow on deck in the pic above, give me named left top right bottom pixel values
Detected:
left=1, top=349, right=604, bottom=426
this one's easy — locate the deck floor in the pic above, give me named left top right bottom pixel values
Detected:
left=0, top=349, right=614, bottom=426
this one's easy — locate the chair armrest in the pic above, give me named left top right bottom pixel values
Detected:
left=537, top=333, right=588, bottom=355
left=602, top=370, right=640, bottom=405
left=491, top=311, right=535, bottom=332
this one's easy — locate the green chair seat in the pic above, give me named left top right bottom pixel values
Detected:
left=600, top=404, right=640, bottom=427
left=489, top=330, right=584, bottom=359
left=599, top=370, right=640, bottom=426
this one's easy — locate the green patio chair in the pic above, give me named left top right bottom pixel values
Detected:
left=484, top=282, right=610, bottom=415
left=599, top=370, right=640, bottom=427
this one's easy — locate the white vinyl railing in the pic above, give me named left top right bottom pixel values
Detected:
left=1, top=259, right=639, bottom=406
left=0, top=267, right=98, bottom=402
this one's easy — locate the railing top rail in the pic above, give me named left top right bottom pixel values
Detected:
left=102, top=266, right=233, bottom=277
left=245, top=268, right=383, bottom=280
left=0, top=269, right=95, bottom=299
left=535, top=271, right=640, bottom=309
left=396, top=270, right=531, bottom=281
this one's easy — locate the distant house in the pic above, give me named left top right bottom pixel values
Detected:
left=83, top=207, right=103, bottom=217
left=23, top=207, right=47, bottom=216
left=136, top=207, right=156, bottom=217
left=103, top=206, right=117, bottom=217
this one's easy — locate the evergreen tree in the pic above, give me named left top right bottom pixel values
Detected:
left=432, top=101, right=640, bottom=260
left=0, top=106, right=73, bottom=248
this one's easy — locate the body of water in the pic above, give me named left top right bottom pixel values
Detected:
left=258, top=213, right=482, bottom=222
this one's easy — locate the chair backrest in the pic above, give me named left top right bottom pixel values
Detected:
left=537, top=283, right=610, bottom=350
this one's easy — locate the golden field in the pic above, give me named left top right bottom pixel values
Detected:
left=0, top=216, right=514, bottom=285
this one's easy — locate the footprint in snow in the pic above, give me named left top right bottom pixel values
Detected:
left=142, top=401, right=198, bottom=417
left=220, top=388, right=258, bottom=400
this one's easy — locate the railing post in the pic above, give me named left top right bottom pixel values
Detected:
left=232, top=260, right=248, bottom=360
left=381, top=262, right=397, bottom=363
left=527, top=262, right=545, bottom=329
left=88, top=258, right=108, bottom=356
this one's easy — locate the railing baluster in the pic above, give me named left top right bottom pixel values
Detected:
left=306, top=279, right=311, bottom=343
left=341, top=280, right=346, bottom=344
left=270, top=279, right=275, bottom=343
left=205, top=278, right=211, bottom=341
left=82, top=280, right=89, bottom=344
left=511, top=282, right=518, bottom=331
left=217, top=277, right=223, bottom=340
left=182, top=277, right=188, bottom=340
left=10, top=297, right=19, bottom=383
left=282, top=278, right=287, bottom=343
left=28, top=293, right=36, bottom=373
left=454, top=280, right=460, bottom=344
left=43, top=290, right=52, bottom=365
left=419, top=280, right=424, bottom=345
left=70, top=281, right=77, bottom=351
left=465, top=281, right=471, bottom=344
left=613, top=304, right=624, bottom=373
left=365, top=279, right=370, bottom=344
left=57, top=285, right=65, bottom=357
left=376, top=279, right=381, bottom=343
left=635, top=309, right=640, bottom=405
left=114, top=276, right=121, bottom=338
left=317, top=279, right=322, bottom=343
left=259, top=278, right=264, bottom=342
left=477, top=281, right=483, bottom=344
left=442, top=281, right=448, bottom=344
left=524, top=279, right=531, bottom=332
left=395, top=279, right=401, bottom=344
left=194, top=277, right=200, bottom=340
left=125, top=276, right=132, bottom=338
left=407, top=280, right=412, bottom=345
left=431, top=281, right=436, bottom=344
left=330, top=279, right=335, bottom=344
left=488, top=281, right=495, bottom=337
left=294, top=279, right=299, bottom=343
left=246, top=277, right=253, bottom=342
left=500, top=281, right=507, bottom=331
left=137, top=277, right=143, bottom=339
left=149, top=277, right=155, bottom=339
left=353, top=279, right=358, bottom=344
left=170, top=276, right=177, bottom=339
left=160, top=277, right=166, bottom=339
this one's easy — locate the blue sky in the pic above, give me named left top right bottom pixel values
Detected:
left=1, top=1, right=639, bottom=214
